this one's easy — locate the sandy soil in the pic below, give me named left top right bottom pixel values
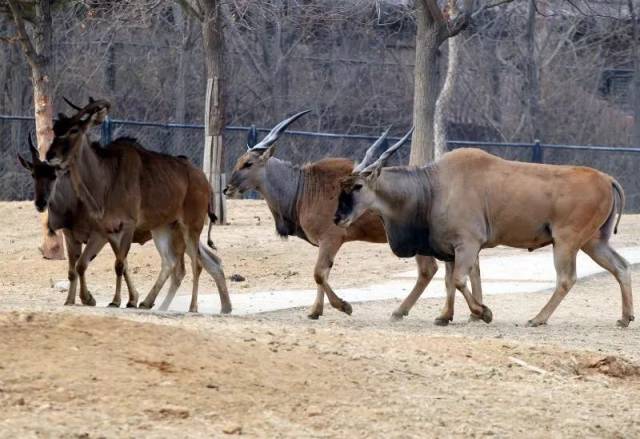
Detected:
left=1, top=200, right=640, bottom=437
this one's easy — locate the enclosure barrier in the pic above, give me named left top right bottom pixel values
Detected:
left=2, top=114, right=640, bottom=210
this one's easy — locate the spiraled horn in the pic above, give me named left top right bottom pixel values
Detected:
left=250, top=110, right=311, bottom=151
left=361, top=127, right=414, bottom=174
left=353, top=126, right=392, bottom=173
left=63, top=97, right=82, bottom=111
left=28, top=133, right=40, bottom=163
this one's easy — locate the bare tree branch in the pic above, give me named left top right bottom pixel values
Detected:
left=175, top=0, right=203, bottom=22
left=6, top=0, right=43, bottom=69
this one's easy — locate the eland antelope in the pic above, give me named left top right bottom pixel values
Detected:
left=18, top=136, right=192, bottom=310
left=224, top=113, right=483, bottom=321
left=335, top=144, right=632, bottom=327
left=44, top=98, right=231, bottom=314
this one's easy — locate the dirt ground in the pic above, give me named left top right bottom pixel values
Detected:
left=1, top=200, right=640, bottom=438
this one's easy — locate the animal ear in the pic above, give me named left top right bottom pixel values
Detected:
left=92, top=107, right=109, bottom=126
left=259, top=145, right=276, bottom=161
left=364, top=165, right=382, bottom=183
left=17, top=154, right=33, bottom=171
left=84, top=106, right=109, bottom=127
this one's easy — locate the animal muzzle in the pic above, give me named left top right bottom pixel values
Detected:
left=35, top=199, right=47, bottom=212
left=45, top=156, right=61, bottom=167
left=223, top=184, right=242, bottom=199
left=333, top=213, right=350, bottom=227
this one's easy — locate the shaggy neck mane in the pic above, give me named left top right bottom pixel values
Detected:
left=261, top=158, right=305, bottom=240
left=376, top=164, right=451, bottom=260
left=301, top=157, right=354, bottom=203
left=376, top=165, right=436, bottom=210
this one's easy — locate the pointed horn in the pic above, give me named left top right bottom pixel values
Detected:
left=353, top=126, right=392, bottom=173
left=250, top=110, right=311, bottom=151
left=63, top=97, right=82, bottom=111
left=28, top=133, right=40, bottom=163
left=246, top=124, right=258, bottom=150
left=361, top=127, right=414, bottom=174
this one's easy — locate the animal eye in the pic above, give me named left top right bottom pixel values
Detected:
left=353, top=184, right=363, bottom=191
left=242, top=162, right=253, bottom=169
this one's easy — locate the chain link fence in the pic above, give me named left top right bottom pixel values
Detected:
left=4, top=115, right=640, bottom=211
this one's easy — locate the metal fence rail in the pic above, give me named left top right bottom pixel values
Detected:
left=3, top=114, right=640, bottom=210
left=448, top=139, right=640, bottom=163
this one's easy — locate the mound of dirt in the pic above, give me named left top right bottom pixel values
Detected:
left=580, top=355, right=640, bottom=378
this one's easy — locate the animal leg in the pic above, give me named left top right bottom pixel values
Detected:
left=199, top=241, right=232, bottom=314
left=158, top=252, right=186, bottom=312
left=467, top=258, right=484, bottom=322
left=182, top=228, right=202, bottom=313
left=391, top=255, right=438, bottom=321
left=75, top=234, right=108, bottom=307
left=435, top=261, right=456, bottom=326
left=582, top=238, right=634, bottom=327
left=453, top=245, right=492, bottom=324
left=122, top=261, right=139, bottom=308
left=308, top=286, right=325, bottom=320
left=139, top=226, right=178, bottom=310
left=527, top=243, right=578, bottom=327
left=107, top=228, right=135, bottom=308
left=62, top=231, right=81, bottom=306
left=314, top=240, right=352, bottom=316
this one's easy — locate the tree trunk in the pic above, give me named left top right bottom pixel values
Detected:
left=434, top=0, right=473, bottom=158
left=200, top=0, right=226, bottom=224
left=272, top=0, right=290, bottom=117
left=434, top=37, right=463, bottom=157
left=410, top=0, right=442, bottom=165
left=34, top=62, right=64, bottom=259
left=174, top=5, right=190, bottom=148
left=524, top=0, right=542, bottom=141
left=629, top=0, right=640, bottom=146
left=8, top=0, right=64, bottom=259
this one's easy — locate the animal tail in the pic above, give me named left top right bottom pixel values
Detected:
left=207, top=190, right=218, bottom=249
left=612, top=178, right=625, bottom=235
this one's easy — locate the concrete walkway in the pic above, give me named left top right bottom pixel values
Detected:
left=165, top=246, right=640, bottom=315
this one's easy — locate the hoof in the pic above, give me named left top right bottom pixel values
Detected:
left=341, top=301, right=353, bottom=316
left=220, top=304, right=232, bottom=315
left=83, top=295, right=96, bottom=307
left=526, top=319, right=546, bottom=327
left=480, top=305, right=493, bottom=324
left=138, top=302, right=153, bottom=310
left=617, top=315, right=634, bottom=328
left=64, top=301, right=75, bottom=306
left=390, top=309, right=408, bottom=321
left=434, top=317, right=451, bottom=326
left=107, top=302, right=120, bottom=308
left=126, top=302, right=137, bottom=309
left=307, top=312, right=321, bottom=320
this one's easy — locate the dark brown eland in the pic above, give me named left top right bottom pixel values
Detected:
left=335, top=145, right=632, bottom=327
left=18, top=136, right=191, bottom=310
left=44, top=98, right=231, bottom=314
left=224, top=113, right=483, bottom=321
